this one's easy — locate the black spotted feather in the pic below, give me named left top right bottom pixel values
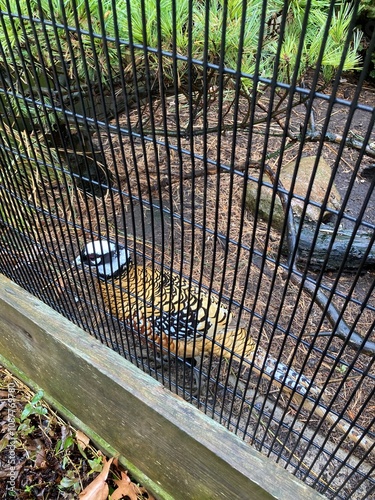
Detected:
left=78, top=240, right=374, bottom=452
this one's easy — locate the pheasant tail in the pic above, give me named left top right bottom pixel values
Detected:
left=220, top=326, right=374, bottom=452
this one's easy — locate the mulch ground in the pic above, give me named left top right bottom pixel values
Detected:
left=1, top=71, right=374, bottom=499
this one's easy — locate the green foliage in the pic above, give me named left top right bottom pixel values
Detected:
left=16, top=418, right=36, bottom=438
left=20, top=390, right=48, bottom=420
left=359, top=0, right=375, bottom=78
left=0, top=113, right=66, bottom=234
left=360, top=0, right=375, bottom=18
left=0, top=1, right=365, bottom=224
left=0, top=0, right=365, bottom=88
left=59, top=471, right=81, bottom=494
left=276, top=1, right=362, bottom=82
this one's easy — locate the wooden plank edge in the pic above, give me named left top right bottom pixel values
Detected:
left=0, top=274, right=324, bottom=500
left=0, top=354, right=173, bottom=500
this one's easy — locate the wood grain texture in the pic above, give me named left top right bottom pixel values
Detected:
left=0, top=274, right=323, bottom=500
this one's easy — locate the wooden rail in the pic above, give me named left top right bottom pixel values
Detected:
left=0, top=274, right=323, bottom=500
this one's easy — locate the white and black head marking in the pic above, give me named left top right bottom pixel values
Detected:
left=76, top=239, right=130, bottom=279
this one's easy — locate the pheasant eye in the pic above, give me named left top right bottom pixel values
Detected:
left=88, top=254, right=98, bottom=263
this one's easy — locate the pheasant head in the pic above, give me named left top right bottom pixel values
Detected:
left=76, top=239, right=130, bottom=279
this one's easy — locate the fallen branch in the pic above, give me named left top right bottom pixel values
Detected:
left=282, top=220, right=375, bottom=271
left=262, top=163, right=375, bottom=356
left=303, top=129, right=375, bottom=159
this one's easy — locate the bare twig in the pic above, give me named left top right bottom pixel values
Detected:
left=302, top=100, right=375, bottom=158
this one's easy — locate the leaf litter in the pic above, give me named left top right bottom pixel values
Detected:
left=0, top=365, right=155, bottom=499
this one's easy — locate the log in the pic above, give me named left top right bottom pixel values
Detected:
left=284, top=220, right=375, bottom=271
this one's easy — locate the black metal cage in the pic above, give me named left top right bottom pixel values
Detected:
left=0, top=0, right=374, bottom=498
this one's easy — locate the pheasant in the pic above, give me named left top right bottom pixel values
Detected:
left=76, top=239, right=373, bottom=452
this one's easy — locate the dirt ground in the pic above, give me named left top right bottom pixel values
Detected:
left=66, top=74, right=374, bottom=498
left=1, top=73, right=374, bottom=499
left=100, top=75, right=375, bottom=499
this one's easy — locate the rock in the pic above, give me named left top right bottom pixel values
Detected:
left=245, top=156, right=341, bottom=230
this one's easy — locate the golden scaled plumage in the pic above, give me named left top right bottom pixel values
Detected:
left=78, top=240, right=374, bottom=453
left=98, top=263, right=257, bottom=360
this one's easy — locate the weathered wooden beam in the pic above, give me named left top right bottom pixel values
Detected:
left=0, top=274, right=323, bottom=500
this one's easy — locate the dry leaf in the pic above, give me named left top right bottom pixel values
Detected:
left=76, top=430, right=90, bottom=450
left=79, top=456, right=114, bottom=499
left=111, top=470, right=139, bottom=500
left=0, top=462, right=25, bottom=480
left=35, top=442, right=47, bottom=469
left=61, top=425, right=71, bottom=444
